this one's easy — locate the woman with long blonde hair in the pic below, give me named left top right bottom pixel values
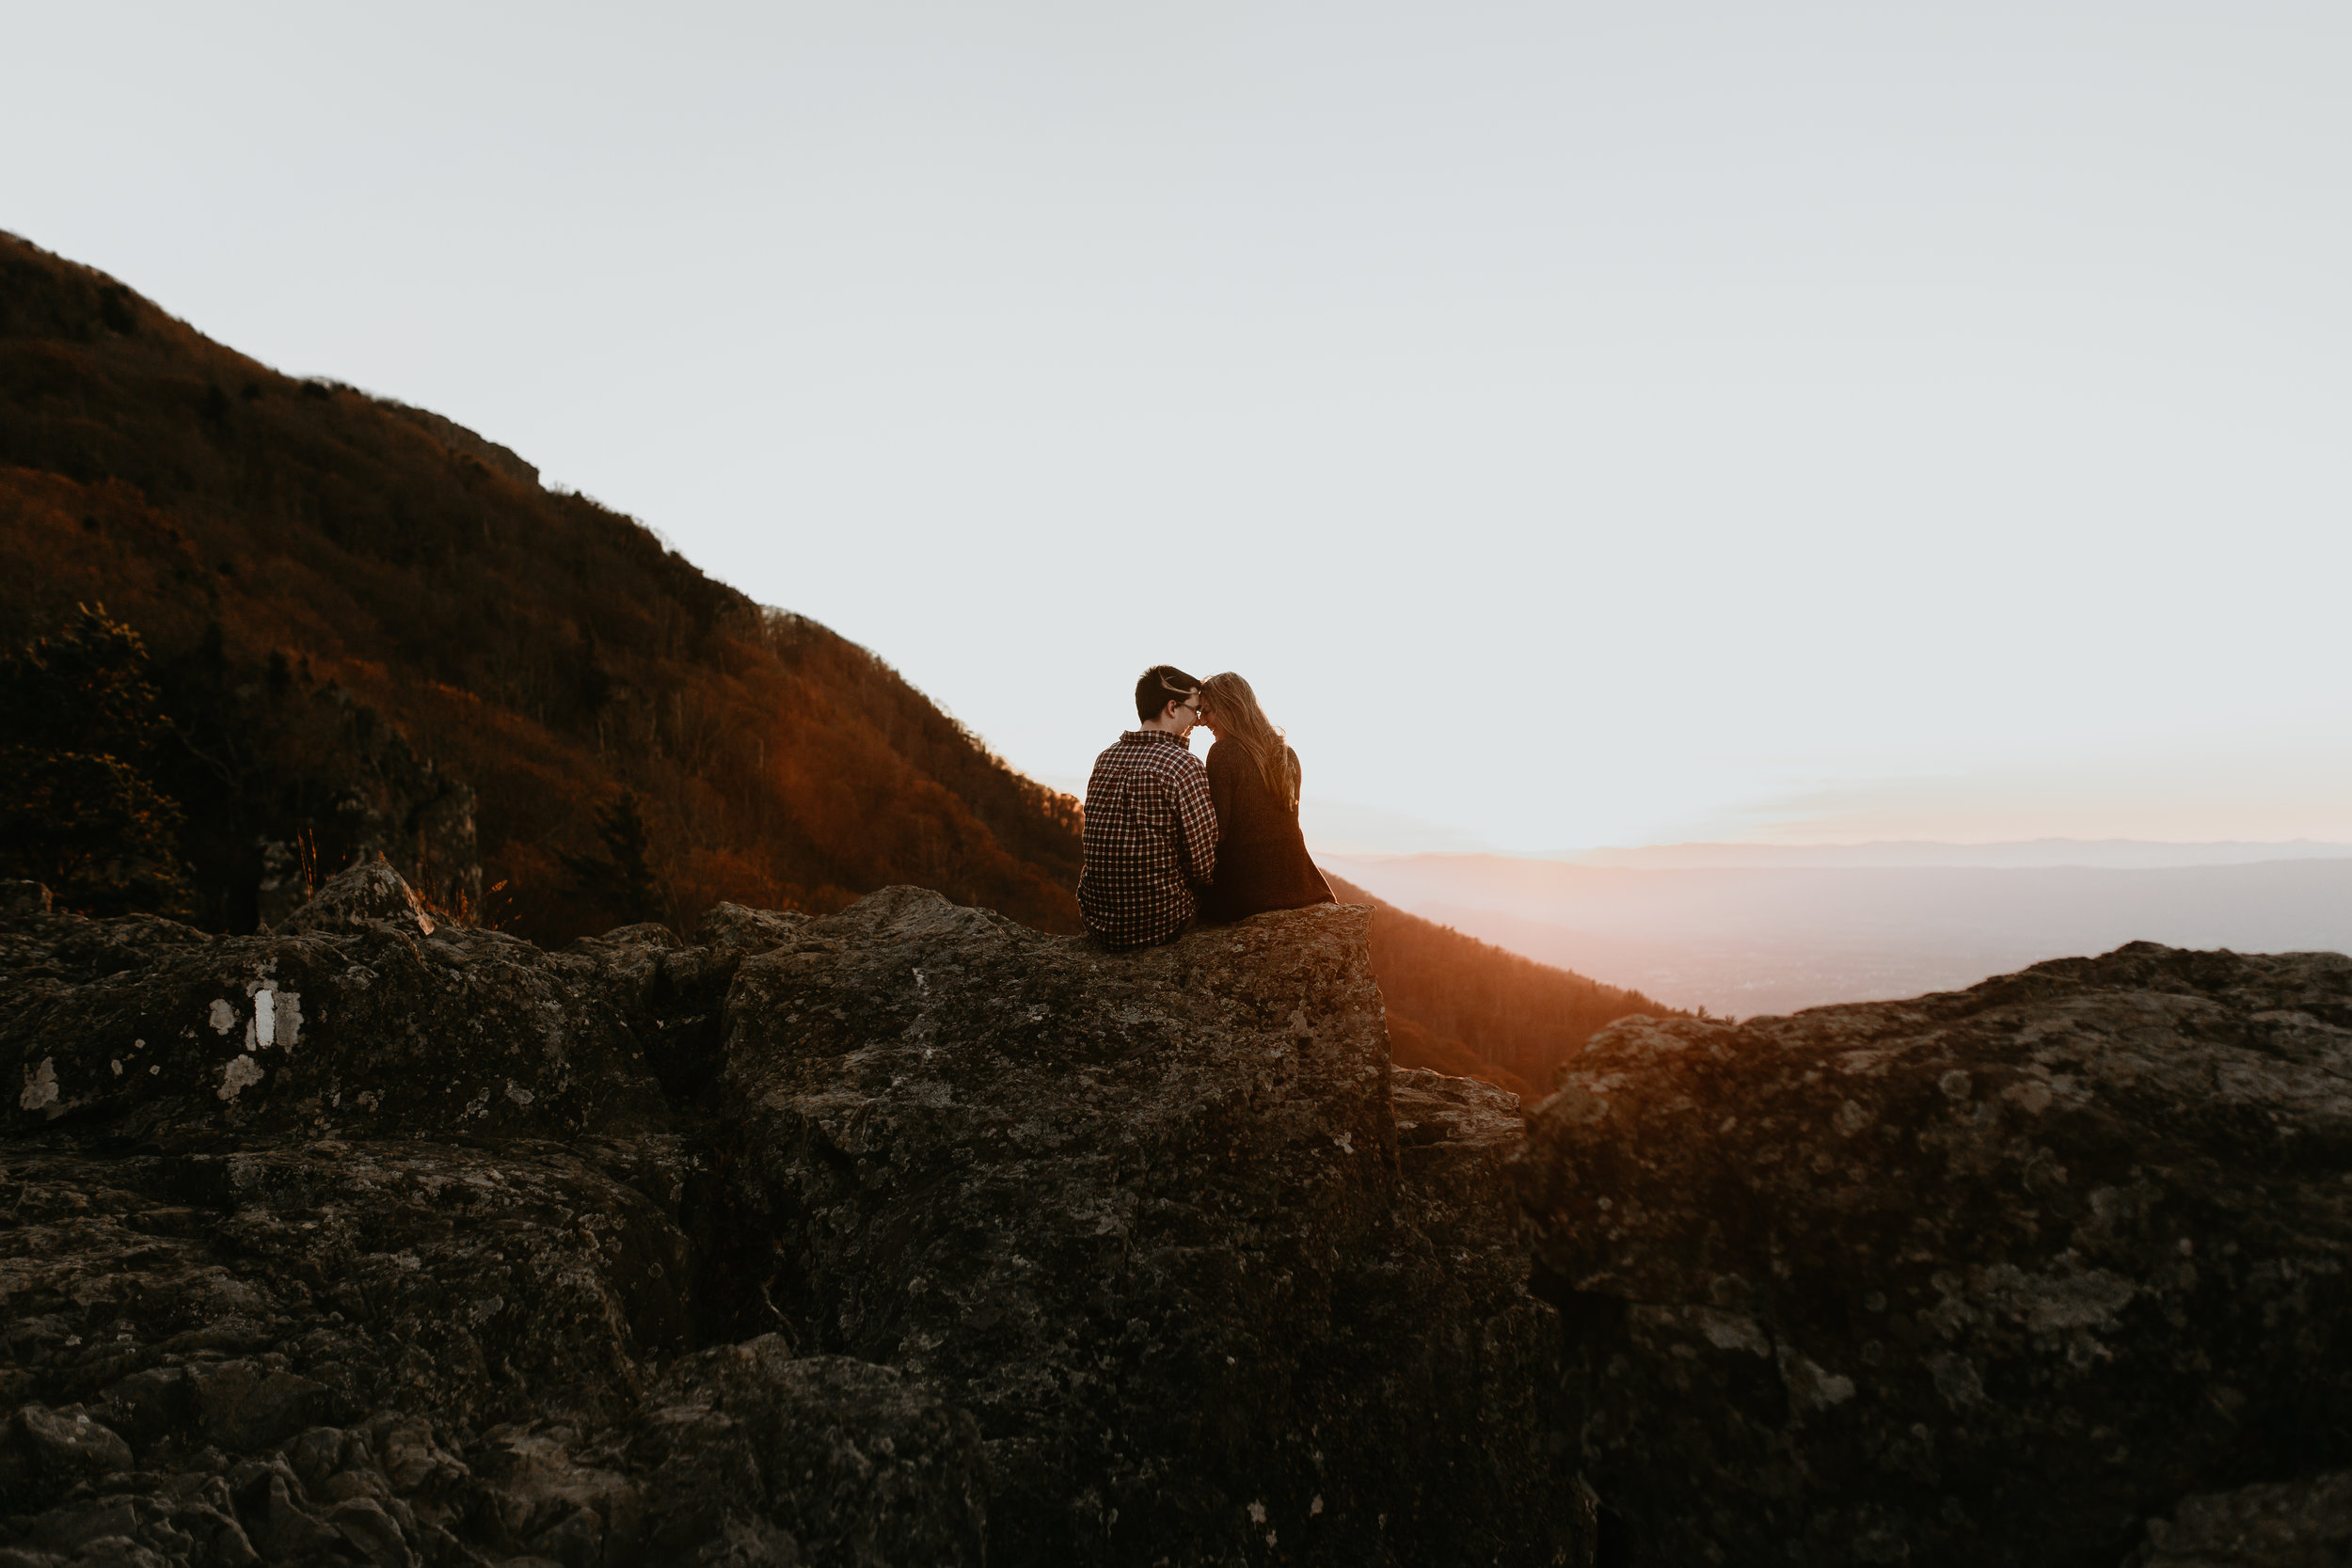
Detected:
left=1196, top=672, right=1334, bottom=924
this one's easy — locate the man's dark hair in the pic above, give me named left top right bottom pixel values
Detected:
left=1134, top=665, right=1201, bottom=724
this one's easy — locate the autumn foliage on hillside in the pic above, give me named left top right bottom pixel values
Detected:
left=0, top=231, right=1081, bottom=941
left=1324, top=872, right=1679, bottom=1096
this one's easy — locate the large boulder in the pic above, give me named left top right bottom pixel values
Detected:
left=721, top=886, right=1576, bottom=1565
left=1517, top=942, right=2352, bottom=1567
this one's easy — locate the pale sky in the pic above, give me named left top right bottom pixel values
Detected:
left=9, top=2, right=2349, bottom=851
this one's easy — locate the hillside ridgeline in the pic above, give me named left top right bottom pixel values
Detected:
left=0, top=231, right=1080, bottom=942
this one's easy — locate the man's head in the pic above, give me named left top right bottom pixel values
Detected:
left=1134, top=665, right=1202, bottom=735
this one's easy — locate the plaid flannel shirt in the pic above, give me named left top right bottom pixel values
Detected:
left=1078, top=729, right=1218, bottom=949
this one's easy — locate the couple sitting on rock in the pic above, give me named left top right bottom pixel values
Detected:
left=1077, top=664, right=1334, bottom=949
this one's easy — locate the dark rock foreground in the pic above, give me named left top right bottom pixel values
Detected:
left=1, top=867, right=1572, bottom=1567
left=14, top=863, right=2352, bottom=1568
left=1519, top=942, right=2352, bottom=1568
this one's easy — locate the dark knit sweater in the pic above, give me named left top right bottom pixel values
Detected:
left=1200, top=739, right=1335, bottom=924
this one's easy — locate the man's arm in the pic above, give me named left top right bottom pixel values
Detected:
left=1171, top=757, right=1218, bottom=890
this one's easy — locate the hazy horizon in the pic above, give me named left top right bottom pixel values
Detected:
left=1325, top=851, right=2352, bottom=1014
left=10, top=3, right=2348, bottom=852
left=1321, top=837, right=2352, bottom=867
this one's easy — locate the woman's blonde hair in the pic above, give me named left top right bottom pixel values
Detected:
left=1200, top=672, right=1298, bottom=811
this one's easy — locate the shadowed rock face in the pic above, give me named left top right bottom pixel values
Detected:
left=2124, top=1468, right=2352, bottom=1567
left=0, top=866, right=1572, bottom=1567
left=1516, top=941, right=2352, bottom=1568
left=719, top=887, right=1576, bottom=1565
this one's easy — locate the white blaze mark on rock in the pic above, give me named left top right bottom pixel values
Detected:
left=254, top=989, right=276, bottom=1048
left=21, top=1057, right=59, bottom=1111
left=208, top=999, right=237, bottom=1034
left=1698, top=1310, right=1772, bottom=1357
left=217, top=1054, right=263, bottom=1100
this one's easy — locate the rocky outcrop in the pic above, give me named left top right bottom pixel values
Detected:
left=1, top=864, right=1569, bottom=1566
left=1517, top=942, right=2352, bottom=1568
left=25, top=859, right=2352, bottom=1567
left=719, top=888, right=1574, bottom=1565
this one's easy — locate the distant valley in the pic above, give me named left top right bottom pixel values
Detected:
left=1324, top=848, right=2352, bottom=1016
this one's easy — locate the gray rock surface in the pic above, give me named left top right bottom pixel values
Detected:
left=1516, top=941, right=2352, bottom=1567
left=4, top=864, right=676, bottom=1145
left=3, top=863, right=1568, bottom=1566
left=721, top=887, right=1576, bottom=1565
left=2125, top=1469, right=2352, bottom=1567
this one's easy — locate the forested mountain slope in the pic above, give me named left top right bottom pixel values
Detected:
left=0, top=231, right=1081, bottom=941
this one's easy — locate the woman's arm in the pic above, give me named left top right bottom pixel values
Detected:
left=1207, top=741, right=1235, bottom=832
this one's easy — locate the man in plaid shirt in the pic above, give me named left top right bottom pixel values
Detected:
left=1078, top=665, right=1218, bottom=948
